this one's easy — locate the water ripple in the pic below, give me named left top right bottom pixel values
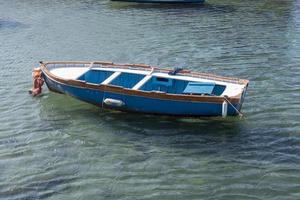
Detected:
left=0, top=0, right=299, bottom=199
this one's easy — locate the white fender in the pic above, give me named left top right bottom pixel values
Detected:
left=103, top=98, right=125, bottom=107
left=222, top=101, right=228, bottom=117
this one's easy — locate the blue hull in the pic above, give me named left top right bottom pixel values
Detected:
left=111, top=0, right=204, bottom=3
left=43, top=74, right=239, bottom=116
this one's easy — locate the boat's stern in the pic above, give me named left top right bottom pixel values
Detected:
left=237, top=81, right=249, bottom=111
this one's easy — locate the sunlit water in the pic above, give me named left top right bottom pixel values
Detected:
left=0, top=0, right=299, bottom=199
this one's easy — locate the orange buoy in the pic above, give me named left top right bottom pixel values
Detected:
left=29, top=67, right=44, bottom=96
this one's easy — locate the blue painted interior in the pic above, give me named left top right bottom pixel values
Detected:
left=141, top=77, right=226, bottom=96
left=77, top=70, right=113, bottom=84
left=77, top=70, right=226, bottom=96
left=110, top=73, right=145, bottom=88
left=212, top=84, right=226, bottom=96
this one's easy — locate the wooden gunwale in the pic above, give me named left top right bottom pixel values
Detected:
left=42, top=61, right=249, bottom=85
left=40, top=61, right=245, bottom=104
left=95, top=64, right=247, bottom=85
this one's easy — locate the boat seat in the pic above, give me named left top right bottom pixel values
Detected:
left=101, top=71, right=122, bottom=85
left=132, top=75, right=152, bottom=90
left=183, top=82, right=215, bottom=95
left=132, top=67, right=155, bottom=90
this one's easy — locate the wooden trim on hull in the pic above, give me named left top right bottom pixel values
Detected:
left=40, top=62, right=244, bottom=104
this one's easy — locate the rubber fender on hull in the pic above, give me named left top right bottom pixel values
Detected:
left=103, top=98, right=125, bottom=107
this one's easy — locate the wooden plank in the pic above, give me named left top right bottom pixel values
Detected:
left=132, top=75, right=152, bottom=90
left=101, top=71, right=121, bottom=85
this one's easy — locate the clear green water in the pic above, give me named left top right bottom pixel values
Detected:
left=0, top=0, right=300, bottom=199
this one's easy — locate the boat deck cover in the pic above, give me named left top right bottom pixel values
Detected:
left=183, top=82, right=215, bottom=95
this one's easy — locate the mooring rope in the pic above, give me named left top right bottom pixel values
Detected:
left=223, top=95, right=243, bottom=117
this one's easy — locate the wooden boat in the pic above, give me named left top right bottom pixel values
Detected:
left=110, top=0, right=205, bottom=3
left=38, top=61, right=249, bottom=117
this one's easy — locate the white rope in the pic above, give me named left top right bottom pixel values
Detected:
left=223, top=95, right=243, bottom=117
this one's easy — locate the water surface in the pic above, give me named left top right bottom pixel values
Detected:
left=0, top=0, right=299, bottom=199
